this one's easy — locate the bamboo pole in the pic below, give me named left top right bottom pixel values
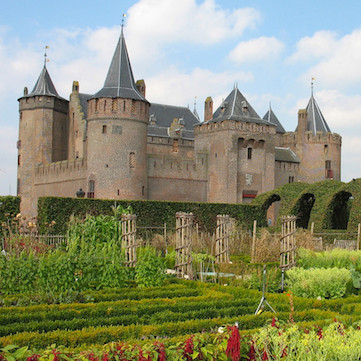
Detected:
left=251, top=220, right=257, bottom=263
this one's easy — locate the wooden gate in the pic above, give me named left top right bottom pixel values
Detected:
left=175, top=212, right=194, bottom=278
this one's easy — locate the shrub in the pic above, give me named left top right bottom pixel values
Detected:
left=286, top=267, right=352, bottom=299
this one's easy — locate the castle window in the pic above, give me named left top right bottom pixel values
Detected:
left=102, top=125, right=107, bottom=134
left=123, top=101, right=126, bottom=112
left=112, top=99, right=118, bottom=112
left=325, top=160, right=331, bottom=169
left=247, top=147, right=252, bottom=159
left=87, top=180, right=95, bottom=198
left=17, top=140, right=21, bottom=149
left=95, top=99, right=99, bottom=111
left=154, top=161, right=156, bottom=168
left=20, top=112, right=22, bottom=120
left=17, top=154, right=21, bottom=166
left=17, top=179, right=20, bottom=194
left=131, top=100, right=136, bottom=113
left=289, top=176, right=294, bottom=183
left=38, top=96, right=42, bottom=102
left=129, top=152, right=135, bottom=168
left=172, top=139, right=178, bottom=153
left=103, top=100, right=106, bottom=111
left=142, top=186, right=145, bottom=196
left=112, top=125, right=122, bottom=134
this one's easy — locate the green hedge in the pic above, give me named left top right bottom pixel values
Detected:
left=0, top=196, right=20, bottom=225
left=37, top=197, right=265, bottom=234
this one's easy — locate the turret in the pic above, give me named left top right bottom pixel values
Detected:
left=17, top=64, right=68, bottom=216
left=86, top=27, right=149, bottom=200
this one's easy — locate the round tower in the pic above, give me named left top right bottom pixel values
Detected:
left=17, top=65, right=68, bottom=217
left=86, top=28, right=149, bottom=200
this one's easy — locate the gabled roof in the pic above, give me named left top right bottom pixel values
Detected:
left=23, top=66, right=64, bottom=99
left=93, top=28, right=147, bottom=101
left=211, top=86, right=270, bottom=126
left=147, top=103, right=200, bottom=140
left=275, top=147, right=300, bottom=163
left=263, top=106, right=286, bottom=134
left=305, top=94, right=331, bottom=135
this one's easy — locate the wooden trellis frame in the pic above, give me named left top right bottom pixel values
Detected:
left=175, top=212, right=194, bottom=279
left=280, top=215, right=297, bottom=270
left=215, top=215, right=235, bottom=263
left=121, top=214, right=137, bottom=267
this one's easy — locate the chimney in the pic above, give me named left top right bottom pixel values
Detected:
left=204, top=96, right=213, bottom=122
left=136, top=79, right=146, bottom=98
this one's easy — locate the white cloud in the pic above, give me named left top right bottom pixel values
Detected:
left=126, top=0, right=261, bottom=63
left=146, top=66, right=253, bottom=118
left=228, top=36, right=284, bottom=64
left=287, top=30, right=337, bottom=62
left=292, top=29, right=361, bottom=88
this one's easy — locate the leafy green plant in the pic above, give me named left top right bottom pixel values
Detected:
left=286, top=267, right=352, bottom=299
left=135, top=247, right=166, bottom=287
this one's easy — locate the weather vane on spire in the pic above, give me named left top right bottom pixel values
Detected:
left=44, top=45, right=50, bottom=67
left=121, top=13, right=127, bottom=32
left=311, top=77, right=315, bottom=95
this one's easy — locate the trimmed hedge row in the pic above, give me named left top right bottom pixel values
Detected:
left=0, top=196, right=20, bottom=225
left=0, top=309, right=344, bottom=348
left=0, top=283, right=201, bottom=307
left=37, top=196, right=266, bottom=234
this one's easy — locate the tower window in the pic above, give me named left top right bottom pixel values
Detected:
left=17, top=154, right=21, bottom=166
left=129, top=152, right=135, bottom=168
left=325, top=160, right=331, bottom=169
left=20, top=112, right=22, bottom=120
left=112, top=99, right=118, bottom=112
left=247, top=147, right=252, bottom=159
left=172, top=139, right=179, bottom=153
left=131, top=100, right=136, bottom=113
left=87, top=180, right=95, bottom=198
left=102, top=125, right=107, bottom=134
left=95, top=99, right=99, bottom=111
left=123, top=101, right=126, bottom=112
left=103, top=100, right=106, bottom=111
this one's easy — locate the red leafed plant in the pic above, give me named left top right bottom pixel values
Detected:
left=183, top=336, right=194, bottom=361
left=226, top=325, right=241, bottom=361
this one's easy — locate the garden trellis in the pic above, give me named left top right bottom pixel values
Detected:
left=280, top=215, right=297, bottom=269
left=121, top=214, right=137, bottom=267
left=215, top=214, right=235, bottom=263
left=175, top=212, right=194, bottom=279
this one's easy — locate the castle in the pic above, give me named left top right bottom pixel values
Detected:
left=17, top=28, right=342, bottom=221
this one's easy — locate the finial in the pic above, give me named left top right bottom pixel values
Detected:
left=194, top=96, right=197, bottom=110
left=121, top=13, right=127, bottom=33
left=268, top=101, right=271, bottom=122
left=311, top=77, right=315, bottom=96
left=44, top=45, right=50, bottom=67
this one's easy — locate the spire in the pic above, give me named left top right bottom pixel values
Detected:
left=25, top=65, right=61, bottom=98
left=306, top=93, right=331, bottom=135
left=213, top=87, right=261, bottom=121
left=263, top=104, right=286, bottom=134
left=93, top=26, right=147, bottom=101
left=193, top=96, right=200, bottom=121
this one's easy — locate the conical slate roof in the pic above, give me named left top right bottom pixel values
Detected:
left=263, top=106, right=286, bottom=134
left=93, top=29, right=147, bottom=101
left=24, top=66, right=62, bottom=99
left=306, top=94, right=331, bottom=135
left=211, top=87, right=270, bottom=126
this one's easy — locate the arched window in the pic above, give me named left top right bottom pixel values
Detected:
left=87, top=180, right=95, bottom=198
left=129, top=152, right=135, bottom=168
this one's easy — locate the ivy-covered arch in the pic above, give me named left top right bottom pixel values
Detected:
left=290, top=180, right=344, bottom=231
left=323, top=178, right=361, bottom=232
left=252, top=182, right=308, bottom=227
left=292, top=192, right=316, bottom=228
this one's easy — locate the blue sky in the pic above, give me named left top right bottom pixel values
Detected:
left=1, top=0, right=361, bottom=195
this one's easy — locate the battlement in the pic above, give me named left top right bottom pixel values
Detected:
left=35, top=158, right=87, bottom=178
left=283, top=131, right=342, bottom=145
left=194, top=118, right=276, bottom=135
left=147, top=152, right=208, bottom=181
